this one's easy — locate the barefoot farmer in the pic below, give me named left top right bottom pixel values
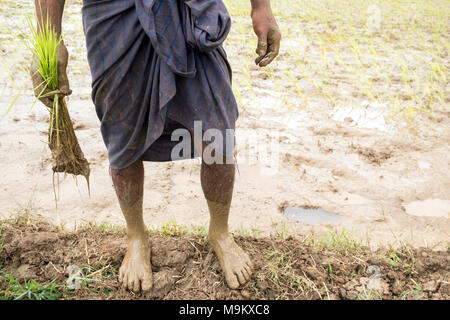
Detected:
left=31, top=0, right=281, bottom=292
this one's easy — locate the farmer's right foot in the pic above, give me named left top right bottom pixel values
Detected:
left=119, top=234, right=153, bottom=293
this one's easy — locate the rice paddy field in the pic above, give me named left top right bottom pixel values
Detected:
left=1, top=0, right=448, bottom=120
left=0, top=0, right=449, bottom=300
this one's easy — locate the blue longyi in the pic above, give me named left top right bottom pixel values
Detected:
left=82, top=0, right=238, bottom=169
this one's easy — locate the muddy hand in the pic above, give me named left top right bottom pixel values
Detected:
left=30, top=41, right=72, bottom=108
left=251, top=2, right=281, bottom=67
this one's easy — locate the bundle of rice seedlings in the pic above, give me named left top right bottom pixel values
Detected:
left=20, top=15, right=90, bottom=187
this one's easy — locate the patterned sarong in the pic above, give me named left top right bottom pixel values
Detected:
left=82, top=0, right=238, bottom=169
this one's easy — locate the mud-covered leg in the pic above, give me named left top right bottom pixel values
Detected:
left=201, top=159, right=254, bottom=289
left=111, top=159, right=152, bottom=293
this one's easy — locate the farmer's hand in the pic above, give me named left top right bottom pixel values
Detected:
left=251, top=4, right=281, bottom=67
left=30, top=41, right=71, bottom=108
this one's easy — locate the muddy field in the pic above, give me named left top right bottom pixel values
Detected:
left=0, top=0, right=449, bottom=249
left=0, top=0, right=449, bottom=301
left=0, top=218, right=449, bottom=300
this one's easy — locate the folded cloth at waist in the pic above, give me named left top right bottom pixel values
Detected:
left=82, top=0, right=238, bottom=169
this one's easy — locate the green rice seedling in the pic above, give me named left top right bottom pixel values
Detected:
left=11, top=9, right=90, bottom=189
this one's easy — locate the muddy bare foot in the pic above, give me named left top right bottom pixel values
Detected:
left=209, top=234, right=254, bottom=289
left=119, top=235, right=153, bottom=293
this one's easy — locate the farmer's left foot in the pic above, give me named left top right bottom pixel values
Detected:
left=209, top=233, right=254, bottom=289
left=119, top=234, right=153, bottom=293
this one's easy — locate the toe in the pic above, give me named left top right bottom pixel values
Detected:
left=118, top=269, right=124, bottom=284
left=235, top=269, right=247, bottom=286
left=246, top=258, right=254, bottom=271
left=245, top=261, right=253, bottom=275
left=122, top=274, right=128, bottom=289
left=247, top=265, right=254, bottom=279
left=242, top=266, right=251, bottom=281
left=128, top=277, right=135, bottom=292
left=133, top=279, right=141, bottom=293
left=141, top=276, right=153, bottom=292
left=225, top=271, right=240, bottom=289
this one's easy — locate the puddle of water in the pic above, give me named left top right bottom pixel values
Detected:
left=283, top=206, right=343, bottom=225
left=403, top=199, right=450, bottom=218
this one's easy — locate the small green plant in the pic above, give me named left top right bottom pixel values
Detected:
left=233, top=224, right=250, bottom=237
left=400, top=284, right=423, bottom=299
left=276, top=222, right=290, bottom=240
left=189, top=224, right=208, bottom=240
left=92, top=222, right=125, bottom=232
left=250, top=225, right=262, bottom=237
left=0, top=273, right=62, bottom=300
left=262, top=250, right=305, bottom=299
left=414, top=285, right=422, bottom=298
left=381, top=251, right=401, bottom=267
left=381, top=248, right=417, bottom=276
left=318, top=229, right=362, bottom=253
left=0, top=226, right=3, bottom=252
left=159, top=221, right=187, bottom=237
left=76, top=266, right=105, bottom=286
left=357, top=285, right=381, bottom=300
left=399, top=289, right=410, bottom=299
